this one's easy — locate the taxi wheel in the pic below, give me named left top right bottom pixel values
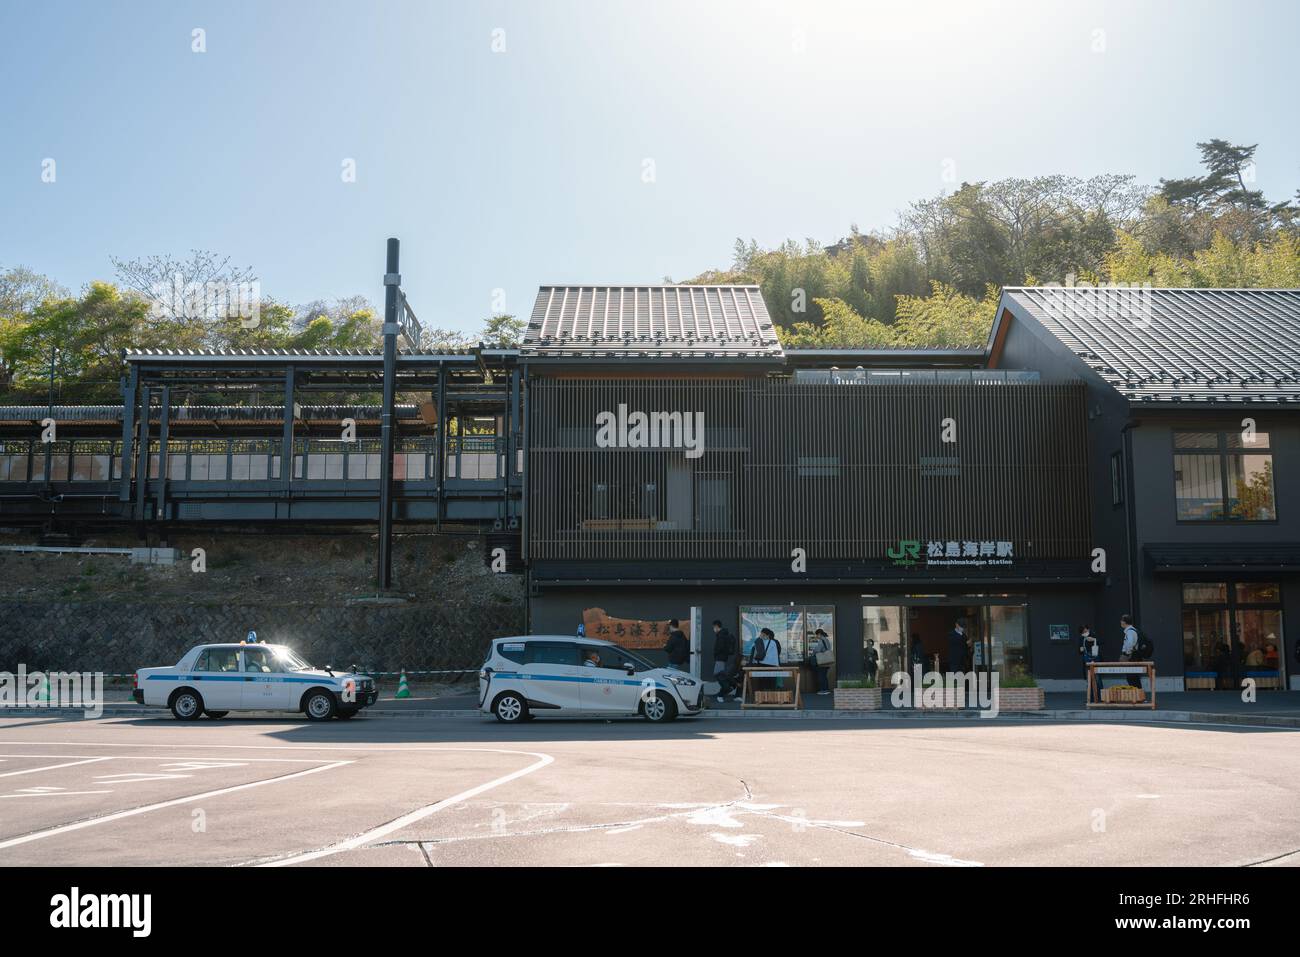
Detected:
left=170, top=689, right=203, bottom=721
left=303, top=690, right=337, bottom=721
left=641, top=691, right=678, bottom=723
left=204, top=710, right=229, bottom=720
left=492, top=691, right=529, bottom=723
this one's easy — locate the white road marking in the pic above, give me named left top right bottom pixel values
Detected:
left=3, top=789, right=113, bottom=798
left=93, top=772, right=191, bottom=783
left=258, top=749, right=555, bottom=867
left=0, top=760, right=352, bottom=851
left=0, top=752, right=323, bottom=763
left=0, top=757, right=113, bottom=778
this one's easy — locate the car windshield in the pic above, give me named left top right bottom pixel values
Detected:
left=270, top=646, right=313, bottom=671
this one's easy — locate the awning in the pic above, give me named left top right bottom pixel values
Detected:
left=1145, top=543, right=1300, bottom=574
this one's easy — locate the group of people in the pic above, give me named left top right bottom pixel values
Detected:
left=1078, top=613, right=1152, bottom=698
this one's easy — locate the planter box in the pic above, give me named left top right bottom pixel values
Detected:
left=996, top=687, right=1045, bottom=711
left=833, top=687, right=882, bottom=710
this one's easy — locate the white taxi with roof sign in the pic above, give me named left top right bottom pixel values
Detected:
left=133, top=640, right=377, bottom=721
left=478, top=635, right=703, bottom=722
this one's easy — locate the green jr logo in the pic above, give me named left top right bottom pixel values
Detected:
left=888, top=540, right=921, bottom=566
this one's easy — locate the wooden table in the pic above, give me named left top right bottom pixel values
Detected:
left=1087, top=662, right=1156, bottom=709
left=741, top=666, right=801, bottom=709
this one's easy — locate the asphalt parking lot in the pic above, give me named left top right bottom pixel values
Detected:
left=0, top=712, right=1297, bottom=867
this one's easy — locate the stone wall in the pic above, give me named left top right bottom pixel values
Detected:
left=0, top=530, right=525, bottom=674
left=0, top=598, right=524, bottom=675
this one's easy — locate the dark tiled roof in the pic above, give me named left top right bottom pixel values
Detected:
left=522, top=285, right=782, bottom=359
left=1002, top=287, right=1300, bottom=404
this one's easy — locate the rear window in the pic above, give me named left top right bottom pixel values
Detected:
left=524, top=642, right=582, bottom=666
left=495, top=640, right=527, bottom=665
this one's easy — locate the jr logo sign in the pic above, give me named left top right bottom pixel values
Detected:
left=595, top=403, right=705, bottom=459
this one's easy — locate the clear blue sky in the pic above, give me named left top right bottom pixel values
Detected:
left=2, top=0, right=1297, bottom=332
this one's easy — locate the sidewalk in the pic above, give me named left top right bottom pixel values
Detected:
left=16, top=688, right=1300, bottom=727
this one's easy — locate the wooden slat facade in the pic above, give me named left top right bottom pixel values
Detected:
left=527, top=377, right=1092, bottom=561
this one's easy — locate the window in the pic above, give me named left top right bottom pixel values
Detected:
left=524, top=642, right=582, bottom=666
left=1110, top=451, right=1124, bottom=506
left=740, top=605, right=835, bottom=665
left=1181, top=581, right=1286, bottom=690
left=196, top=648, right=239, bottom=672
left=1174, top=431, right=1275, bottom=521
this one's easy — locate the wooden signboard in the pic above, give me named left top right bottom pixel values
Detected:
left=741, top=666, right=802, bottom=709
left=581, top=607, right=690, bottom=651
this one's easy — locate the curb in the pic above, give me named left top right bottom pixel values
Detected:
left=6, top=705, right=1300, bottom=728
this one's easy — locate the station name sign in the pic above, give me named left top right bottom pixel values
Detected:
left=889, top=539, right=1015, bottom=567
left=595, top=403, right=705, bottom=459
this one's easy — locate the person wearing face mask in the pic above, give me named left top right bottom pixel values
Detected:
left=1079, top=625, right=1101, bottom=701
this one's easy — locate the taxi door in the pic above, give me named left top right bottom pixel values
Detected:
left=578, top=645, right=642, bottom=713
left=191, top=648, right=243, bottom=710
left=239, top=647, right=292, bottom=710
left=519, top=641, right=585, bottom=712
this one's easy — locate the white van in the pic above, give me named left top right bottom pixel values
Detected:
left=478, top=635, right=703, bottom=723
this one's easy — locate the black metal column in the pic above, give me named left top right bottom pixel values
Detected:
left=119, top=367, right=137, bottom=503
left=280, top=365, right=295, bottom=512
left=155, top=385, right=170, bottom=520
left=377, top=238, right=400, bottom=590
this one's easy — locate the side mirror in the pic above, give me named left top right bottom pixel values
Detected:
left=623, top=662, right=635, bottom=675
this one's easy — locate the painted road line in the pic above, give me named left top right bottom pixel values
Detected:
left=258, top=748, right=556, bottom=867
left=0, top=757, right=113, bottom=778
left=0, top=760, right=352, bottom=851
left=0, top=751, right=334, bottom=763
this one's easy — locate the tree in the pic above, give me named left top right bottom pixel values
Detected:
left=480, top=314, right=525, bottom=348
left=110, top=249, right=259, bottom=343
left=0, top=282, right=155, bottom=401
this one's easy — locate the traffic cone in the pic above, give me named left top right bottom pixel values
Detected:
left=395, top=671, right=411, bottom=699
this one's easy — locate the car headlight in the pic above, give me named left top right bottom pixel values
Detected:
left=667, top=674, right=697, bottom=687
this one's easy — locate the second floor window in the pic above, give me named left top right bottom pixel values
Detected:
left=1173, top=431, right=1276, bottom=522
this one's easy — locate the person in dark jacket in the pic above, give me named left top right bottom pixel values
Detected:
left=710, top=620, right=740, bottom=702
left=908, top=633, right=927, bottom=676
left=947, top=618, right=969, bottom=673
left=1079, top=625, right=1101, bottom=701
left=663, top=619, right=689, bottom=671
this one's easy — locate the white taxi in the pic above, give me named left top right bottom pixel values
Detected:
left=134, top=641, right=378, bottom=721
left=478, top=635, right=703, bottom=723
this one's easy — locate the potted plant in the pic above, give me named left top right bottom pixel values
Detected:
left=833, top=675, right=882, bottom=710
left=996, top=667, right=1045, bottom=711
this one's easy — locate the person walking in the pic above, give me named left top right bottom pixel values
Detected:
left=663, top=619, right=689, bottom=672
left=710, top=619, right=740, bottom=704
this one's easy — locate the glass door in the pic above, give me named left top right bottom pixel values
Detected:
left=1235, top=608, right=1285, bottom=690
left=862, top=605, right=903, bottom=688
left=1182, top=606, right=1231, bottom=690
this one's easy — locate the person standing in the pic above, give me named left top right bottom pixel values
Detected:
left=864, top=638, right=879, bottom=686
left=663, top=619, right=689, bottom=671
left=808, top=628, right=833, bottom=695
left=1119, top=613, right=1143, bottom=690
left=947, top=618, right=969, bottom=674
left=1079, top=625, right=1101, bottom=701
